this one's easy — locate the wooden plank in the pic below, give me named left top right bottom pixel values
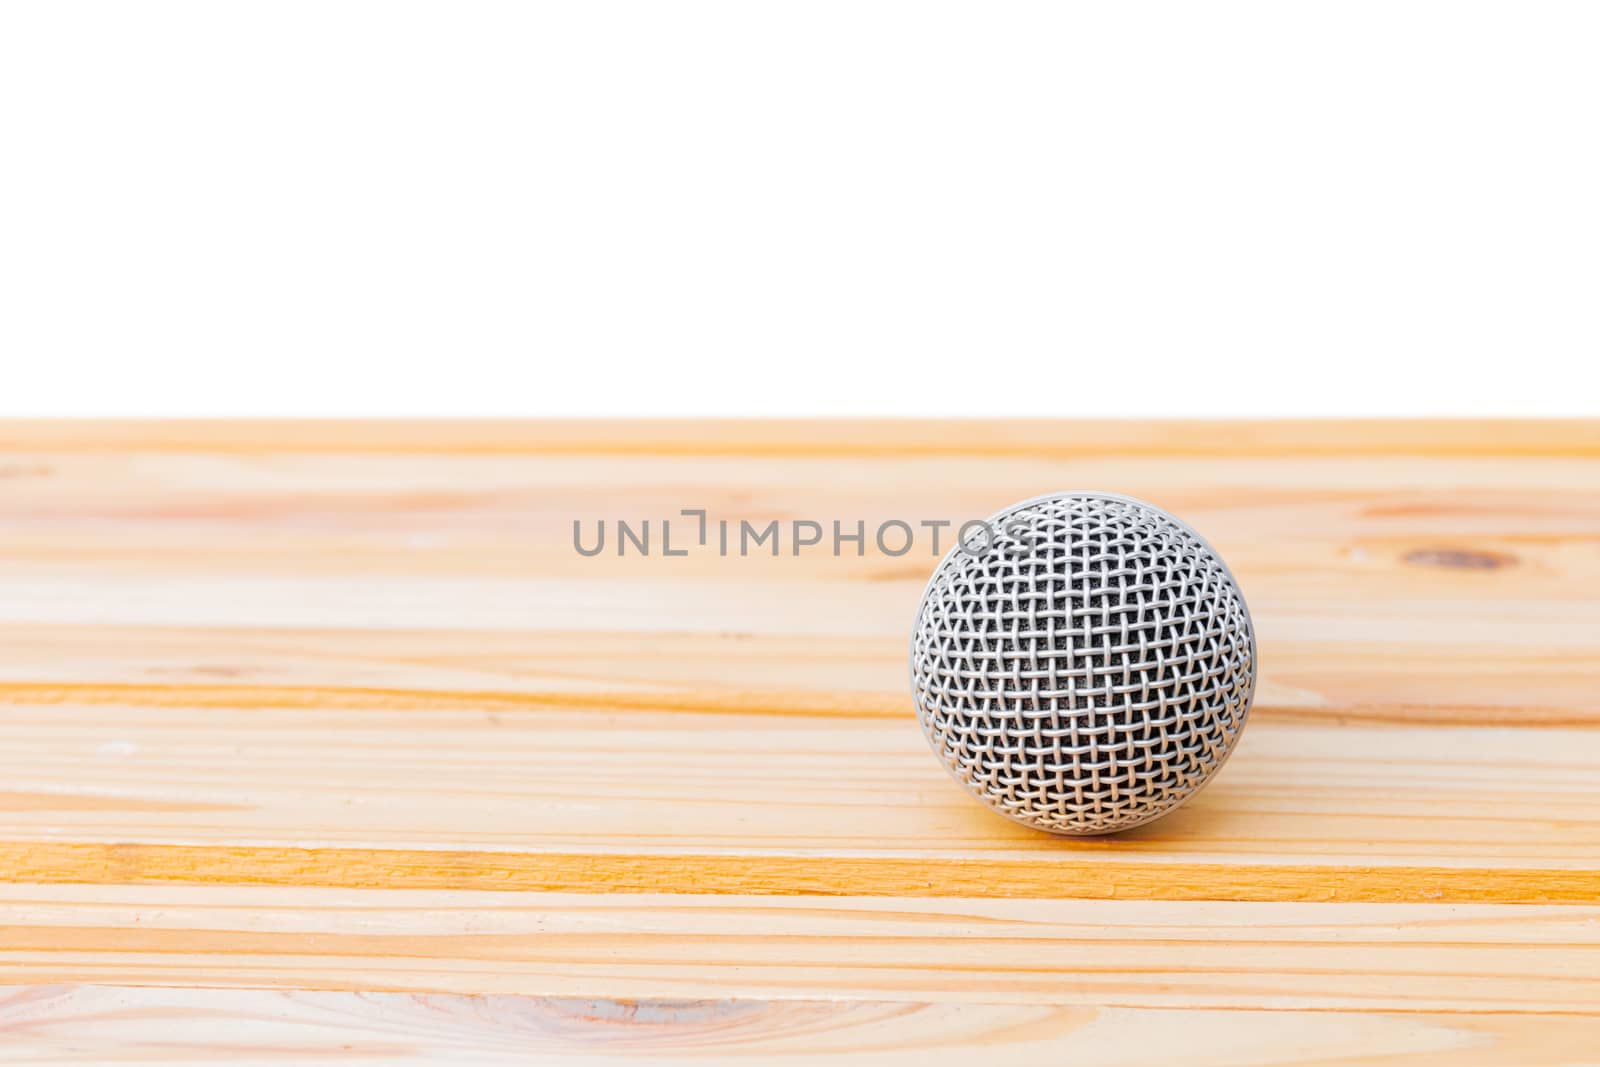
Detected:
left=3, top=987, right=1595, bottom=1067
left=1, top=703, right=1598, bottom=898
left=1, top=887, right=1598, bottom=1011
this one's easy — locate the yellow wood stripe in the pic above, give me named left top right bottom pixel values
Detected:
left=2, top=418, right=1598, bottom=456
left=0, top=681, right=906, bottom=718
left=5, top=843, right=1596, bottom=904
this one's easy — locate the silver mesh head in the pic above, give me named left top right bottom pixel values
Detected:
left=911, top=492, right=1256, bottom=835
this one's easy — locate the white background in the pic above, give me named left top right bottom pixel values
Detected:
left=2, top=2, right=1596, bottom=416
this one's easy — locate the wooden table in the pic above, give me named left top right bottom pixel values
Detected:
left=2, top=420, right=1598, bottom=1064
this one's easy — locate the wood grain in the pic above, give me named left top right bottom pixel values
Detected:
left=0, top=420, right=1596, bottom=1063
left=2, top=886, right=1598, bottom=1010
left=4, top=988, right=1597, bottom=1067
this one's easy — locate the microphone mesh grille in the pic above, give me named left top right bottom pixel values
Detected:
left=911, top=492, right=1255, bottom=835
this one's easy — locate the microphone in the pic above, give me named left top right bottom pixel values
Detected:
left=910, top=492, right=1256, bottom=835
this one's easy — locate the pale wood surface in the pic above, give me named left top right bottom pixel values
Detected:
left=0, top=420, right=1597, bottom=1063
